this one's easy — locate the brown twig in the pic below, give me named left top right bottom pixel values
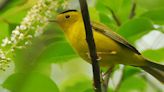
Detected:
left=102, top=66, right=114, bottom=92
left=79, top=0, right=102, bottom=92
left=129, top=1, right=136, bottom=19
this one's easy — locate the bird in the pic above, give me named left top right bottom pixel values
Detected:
left=52, top=10, right=164, bottom=83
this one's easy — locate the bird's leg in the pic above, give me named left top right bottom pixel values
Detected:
left=102, top=66, right=115, bottom=92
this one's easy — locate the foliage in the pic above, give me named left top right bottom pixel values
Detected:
left=0, top=0, right=163, bottom=92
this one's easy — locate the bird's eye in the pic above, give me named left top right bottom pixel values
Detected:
left=65, top=15, right=70, bottom=19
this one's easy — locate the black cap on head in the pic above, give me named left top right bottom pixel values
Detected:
left=60, top=10, right=77, bottom=14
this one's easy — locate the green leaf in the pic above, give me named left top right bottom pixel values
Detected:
left=2, top=73, right=25, bottom=92
left=89, top=7, right=99, bottom=21
left=98, top=13, right=116, bottom=30
left=96, top=0, right=134, bottom=24
left=141, top=8, right=164, bottom=25
left=14, top=27, right=76, bottom=72
left=95, top=0, right=111, bottom=14
left=84, top=89, right=94, bottom=92
left=61, top=75, right=93, bottom=92
left=39, top=41, right=77, bottom=63
left=4, top=10, right=27, bottom=23
left=1, top=7, right=28, bottom=23
left=0, top=0, right=26, bottom=14
left=22, top=73, right=59, bottom=92
left=118, top=76, right=147, bottom=92
left=142, top=48, right=164, bottom=62
left=0, top=0, right=36, bottom=23
left=117, top=0, right=132, bottom=22
left=118, top=18, right=154, bottom=40
left=138, top=0, right=164, bottom=10
left=0, top=21, right=9, bottom=43
left=123, top=66, right=141, bottom=80
left=40, top=23, right=77, bottom=63
left=8, top=23, right=19, bottom=34
left=97, top=0, right=123, bottom=12
left=3, top=73, right=59, bottom=92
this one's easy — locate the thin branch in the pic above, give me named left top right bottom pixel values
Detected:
left=114, top=66, right=125, bottom=92
left=102, top=66, right=114, bottom=92
left=79, top=0, right=102, bottom=92
left=103, top=6, right=123, bottom=92
left=129, top=1, right=136, bottom=19
left=106, top=6, right=124, bottom=92
left=106, top=7, right=121, bottom=26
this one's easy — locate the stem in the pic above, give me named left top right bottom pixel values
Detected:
left=102, top=66, right=114, bottom=92
left=106, top=7, right=121, bottom=26
left=110, top=2, right=136, bottom=91
left=114, top=66, right=125, bottom=92
left=129, top=1, right=136, bottom=19
left=79, top=0, right=102, bottom=92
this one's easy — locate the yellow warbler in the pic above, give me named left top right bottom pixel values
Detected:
left=53, top=10, right=164, bottom=83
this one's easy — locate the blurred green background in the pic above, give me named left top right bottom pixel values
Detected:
left=0, top=0, right=164, bottom=92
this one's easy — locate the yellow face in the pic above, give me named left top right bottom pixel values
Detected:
left=56, top=10, right=82, bottom=31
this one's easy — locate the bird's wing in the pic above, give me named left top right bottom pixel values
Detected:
left=92, top=22, right=141, bottom=55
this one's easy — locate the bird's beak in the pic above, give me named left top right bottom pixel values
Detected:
left=48, top=19, right=57, bottom=22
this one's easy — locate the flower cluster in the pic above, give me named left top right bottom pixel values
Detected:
left=0, top=0, right=68, bottom=71
left=0, top=49, right=10, bottom=71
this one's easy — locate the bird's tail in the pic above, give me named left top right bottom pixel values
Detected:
left=140, top=59, right=164, bottom=83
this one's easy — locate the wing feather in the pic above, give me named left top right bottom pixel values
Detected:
left=92, top=22, right=141, bottom=55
